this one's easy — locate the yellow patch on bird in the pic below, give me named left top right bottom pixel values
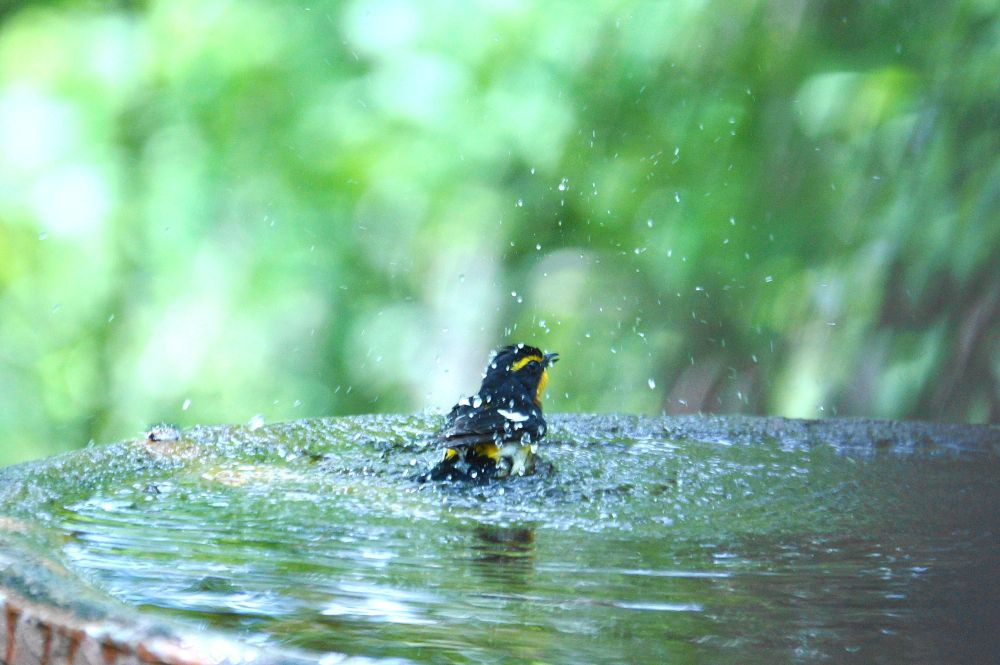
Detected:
left=471, top=442, right=501, bottom=461
left=535, top=369, right=549, bottom=404
left=444, top=448, right=460, bottom=461
left=511, top=354, right=544, bottom=372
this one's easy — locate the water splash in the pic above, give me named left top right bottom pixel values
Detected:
left=7, top=413, right=995, bottom=665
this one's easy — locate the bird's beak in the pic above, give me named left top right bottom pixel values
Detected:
left=543, top=352, right=559, bottom=367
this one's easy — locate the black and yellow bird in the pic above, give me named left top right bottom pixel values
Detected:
left=423, top=343, right=559, bottom=482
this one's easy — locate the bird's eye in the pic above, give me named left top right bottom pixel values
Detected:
left=528, top=360, right=540, bottom=369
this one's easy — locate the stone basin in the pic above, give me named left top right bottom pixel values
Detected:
left=0, top=414, right=997, bottom=665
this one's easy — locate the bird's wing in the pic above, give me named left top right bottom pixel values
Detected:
left=443, top=400, right=546, bottom=448
left=442, top=404, right=507, bottom=447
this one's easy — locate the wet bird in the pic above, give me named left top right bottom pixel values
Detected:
left=422, top=343, right=559, bottom=482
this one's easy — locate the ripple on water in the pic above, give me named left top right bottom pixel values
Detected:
left=50, top=415, right=1000, bottom=664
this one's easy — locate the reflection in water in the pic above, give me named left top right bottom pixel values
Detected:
left=469, top=525, right=536, bottom=587
left=320, top=583, right=436, bottom=625
left=53, top=419, right=1000, bottom=665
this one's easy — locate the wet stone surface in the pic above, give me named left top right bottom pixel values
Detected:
left=0, top=414, right=998, bottom=664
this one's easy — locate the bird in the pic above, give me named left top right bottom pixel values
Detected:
left=422, top=343, right=559, bottom=482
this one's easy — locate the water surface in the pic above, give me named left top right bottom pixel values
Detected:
left=46, top=415, right=1000, bottom=664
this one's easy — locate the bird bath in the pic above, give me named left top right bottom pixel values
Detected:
left=0, top=414, right=997, bottom=664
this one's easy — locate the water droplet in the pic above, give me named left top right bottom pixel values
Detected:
left=182, top=399, right=191, bottom=411
left=764, top=275, right=774, bottom=283
left=536, top=243, right=542, bottom=250
left=38, top=232, right=48, bottom=241
left=648, top=378, right=656, bottom=389
left=646, top=218, right=653, bottom=228
left=515, top=198, right=523, bottom=207
left=674, top=192, right=681, bottom=203
left=558, top=177, right=569, bottom=191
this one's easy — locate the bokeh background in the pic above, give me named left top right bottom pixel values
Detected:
left=0, top=0, right=997, bottom=465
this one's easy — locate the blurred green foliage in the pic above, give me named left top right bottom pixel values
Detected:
left=0, top=0, right=997, bottom=465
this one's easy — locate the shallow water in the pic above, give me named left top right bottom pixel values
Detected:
left=46, top=415, right=1000, bottom=664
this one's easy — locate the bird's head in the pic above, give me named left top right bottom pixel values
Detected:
left=484, top=343, right=559, bottom=405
